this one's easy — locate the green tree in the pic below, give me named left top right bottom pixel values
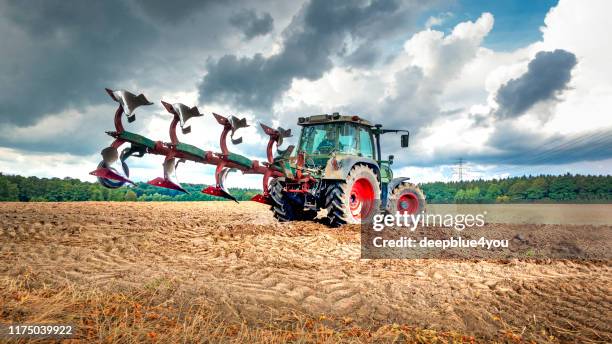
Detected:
left=125, top=189, right=137, bottom=201
left=29, top=196, right=48, bottom=202
left=485, top=183, right=502, bottom=201
left=454, top=189, right=466, bottom=202
left=549, top=174, right=577, bottom=200
left=0, top=178, right=19, bottom=201
left=464, top=186, right=481, bottom=202
left=526, top=177, right=547, bottom=200
left=496, top=195, right=511, bottom=203
left=91, top=188, right=104, bottom=201
left=508, top=180, right=529, bottom=200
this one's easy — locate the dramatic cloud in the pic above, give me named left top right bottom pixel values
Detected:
left=230, top=9, right=274, bottom=40
left=131, top=0, right=216, bottom=23
left=0, top=0, right=157, bottom=126
left=0, top=0, right=283, bottom=156
left=199, top=0, right=431, bottom=111
left=378, top=12, right=494, bottom=129
left=494, top=49, right=577, bottom=119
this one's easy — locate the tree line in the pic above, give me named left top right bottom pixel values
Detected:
left=0, top=172, right=610, bottom=203
left=0, top=173, right=258, bottom=202
left=420, top=174, right=611, bottom=203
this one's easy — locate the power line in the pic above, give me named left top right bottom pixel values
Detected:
left=488, top=131, right=612, bottom=176
left=456, top=129, right=612, bottom=177
left=452, top=158, right=476, bottom=181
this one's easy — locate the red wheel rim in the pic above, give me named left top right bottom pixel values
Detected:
left=397, top=192, right=419, bottom=214
left=349, top=178, right=375, bottom=220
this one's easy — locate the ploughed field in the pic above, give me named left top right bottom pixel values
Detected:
left=0, top=202, right=610, bottom=343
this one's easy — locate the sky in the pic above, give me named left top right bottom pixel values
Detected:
left=0, top=0, right=610, bottom=188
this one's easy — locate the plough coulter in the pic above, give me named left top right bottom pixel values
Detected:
left=91, top=89, right=425, bottom=226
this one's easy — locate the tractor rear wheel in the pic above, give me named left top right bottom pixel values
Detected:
left=325, top=164, right=380, bottom=227
left=386, top=182, right=426, bottom=215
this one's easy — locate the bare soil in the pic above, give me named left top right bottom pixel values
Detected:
left=0, top=202, right=610, bottom=343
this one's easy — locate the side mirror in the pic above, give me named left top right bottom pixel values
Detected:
left=388, top=155, right=394, bottom=165
left=401, top=133, right=409, bottom=148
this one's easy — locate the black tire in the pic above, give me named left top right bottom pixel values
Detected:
left=386, top=182, right=426, bottom=215
left=325, top=164, right=380, bottom=227
left=269, top=178, right=298, bottom=221
left=96, top=161, right=129, bottom=189
left=269, top=178, right=319, bottom=222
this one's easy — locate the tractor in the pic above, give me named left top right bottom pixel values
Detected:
left=267, top=113, right=425, bottom=226
left=91, top=89, right=425, bottom=226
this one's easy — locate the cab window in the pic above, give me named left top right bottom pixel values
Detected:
left=358, top=127, right=374, bottom=158
left=338, top=123, right=358, bottom=154
left=299, top=124, right=337, bottom=154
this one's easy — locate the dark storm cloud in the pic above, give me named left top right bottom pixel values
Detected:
left=131, top=0, right=219, bottom=23
left=0, top=0, right=253, bottom=129
left=199, top=0, right=428, bottom=111
left=230, top=9, right=274, bottom=40
left=0, top=0, right=259, bottom=156
left=343, top=44, right=381, bottom=67
left=495, top=49, right=577, bottom=119
left=0, top=0, right=159, bottom=126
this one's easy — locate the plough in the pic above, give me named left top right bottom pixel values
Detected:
left=90, top=89, right=290, bottom=203
left=92, top=89, right=426, bottom=226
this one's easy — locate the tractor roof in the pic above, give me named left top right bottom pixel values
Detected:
left=297, top=113, right=374, bottom=127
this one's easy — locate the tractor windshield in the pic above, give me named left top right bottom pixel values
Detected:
left=299, top=124, right=336, bottom=155
left=298, top=123, right=358, bottom=156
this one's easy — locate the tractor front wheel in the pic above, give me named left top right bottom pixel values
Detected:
left=386, top=182, right=426, bottom=215
left=325, top=164, right=380, bottom=227
left=269, top=178, right=297, bottom=221
left=268, top=178, right=316, bottom=221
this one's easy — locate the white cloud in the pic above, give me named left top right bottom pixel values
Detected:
left=425, top=12, right=453, bottom=29
left=397, top=12, right=493, bottom=80
left=398, top=1, right=611, bottom=174
left=534, top=0, right=612, bottom=134
left=278, top=12, right=497, bottom=167
left=0, top=148, right=99, bottom=181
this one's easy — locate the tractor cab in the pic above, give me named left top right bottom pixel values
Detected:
left=296, top=113, right=376, bottom=167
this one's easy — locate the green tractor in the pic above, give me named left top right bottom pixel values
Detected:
left=268, top=113, right=425, bottom=226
